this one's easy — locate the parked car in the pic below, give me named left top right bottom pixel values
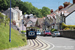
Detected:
left=52, top=31, right=60, bottom=37
left=37, top=31, right=41, bottom=35
left=44, top=30, right=51, bottom=36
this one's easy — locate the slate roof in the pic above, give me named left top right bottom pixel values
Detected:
left=24, top=18, right=37, bottom=24
left=66, top=10, right=75, bottom=17
left=67, top=4, right=75, bottom=12
left=60, top=4, right=73, bottom=11
left=57, top=4, right=75, bottom=16
left=37, top=18, right=44, bottom=25
left=47, top=9, right=58, bottom=20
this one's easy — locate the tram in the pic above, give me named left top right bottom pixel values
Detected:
left=26, top=27, right=37, bottom=39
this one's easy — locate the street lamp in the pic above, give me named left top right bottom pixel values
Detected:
left=9, top=0, right=11, bottom=42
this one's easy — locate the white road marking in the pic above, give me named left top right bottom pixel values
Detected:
left=49, top=42, right=55, bottom=50
left=37, top=36, right=55, bottom=50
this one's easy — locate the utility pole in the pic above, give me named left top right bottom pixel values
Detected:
left=9, top=0, right=11, bottom=42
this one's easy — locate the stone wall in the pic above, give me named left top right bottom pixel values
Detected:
left=59, top=30, right=75, bottom=39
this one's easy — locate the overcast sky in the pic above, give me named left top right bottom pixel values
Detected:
left=21, top=0, right=73, bottom=11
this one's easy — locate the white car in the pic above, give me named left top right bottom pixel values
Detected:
left=52, top=31, right=60, bottom=37
left=37, top=31, right=41, bottom=35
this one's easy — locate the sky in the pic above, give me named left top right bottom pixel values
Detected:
left=21, top=0, right=73, bottom=11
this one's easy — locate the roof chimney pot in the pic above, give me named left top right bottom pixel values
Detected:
left=58, top=5, right=64, bottom=11
left=63, top=2, right=70, bottom=8
left=73, top=0, right=75, bottom=4
left=51, top=9, right=53, bottom=13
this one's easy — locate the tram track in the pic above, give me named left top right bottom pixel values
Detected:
left=22, top=38, right=50, bottom=50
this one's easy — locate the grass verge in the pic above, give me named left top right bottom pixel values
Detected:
left=0, top=23, right=27, bottom=50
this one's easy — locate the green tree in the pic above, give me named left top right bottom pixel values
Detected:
left=0, top=12, right=4, bottom=25
left=0, top=0, right=8, bottom=10
left=24, top=12, right=26, bottom=15
left=31, top=7, right=43, bottom=18
left=41, top=6, right=50, bottom=17
left=0, top=0, right=50, bottom=18
left=0, top=0, right=18, bottom=11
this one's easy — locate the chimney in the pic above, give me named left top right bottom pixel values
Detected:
left=63, top=2, right=70, bottom=8
left=73, top=0, right=75, bottom=4
left=59, top=5, right=64, bottom=11
left=51, top=9, right=53, bottom=13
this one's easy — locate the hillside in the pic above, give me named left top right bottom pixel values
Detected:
left=0, top=23, right=27, bottom=50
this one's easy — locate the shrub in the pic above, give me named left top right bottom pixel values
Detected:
left=62, top=22, right=75, bottom=30
left=64, top=27, right=70, bottom=30
left=0, top=12, right=4, bottom=23
left=21, top=31, right=26, bottom=33
left=51, top=28, right=57, bottom=32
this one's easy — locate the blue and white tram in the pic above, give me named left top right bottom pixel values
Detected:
left=26, top=27, right=37, bottom=39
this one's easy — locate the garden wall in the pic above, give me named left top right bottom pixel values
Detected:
left=59, top=30, right=75, bottom=39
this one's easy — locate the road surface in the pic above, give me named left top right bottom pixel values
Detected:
left=38, top=36, right=75, bottom=50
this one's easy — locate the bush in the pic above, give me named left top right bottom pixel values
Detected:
left=62, top=23, right=75, bottom=30
left=51, top=28, right=57, bottom=32
left=0, top=12, right=4, bottom=23
left=22, top=38, right=26, bottom=42
left=21, top=31, right=26, bottom=33
left=64, top=27, right=70, bottom=30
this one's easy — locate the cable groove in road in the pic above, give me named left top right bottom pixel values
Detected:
left=23, top=38, right=50, bottom=50
left=36, top=39, right=44, bottom=48
left=31, top=39, right=38, bottom=49
left=37, top=38, right=49, bottom=50
left=34, top=39, right=43, bottom=49
left=25, top=39, right=35, bottom=50
left=36, top=39, right=47, bottom=50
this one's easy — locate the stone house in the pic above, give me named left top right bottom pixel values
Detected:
left=55, top=0, right=75, bottom=30
left=42, top=9, right=57, bottom=30
left=14, top=7, right=23, bottom=26
left=23, top=14, right=37, bottom=27
left=4, top=7, right=23, bottom=26
left=36, top=18, right=44, bottom=28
